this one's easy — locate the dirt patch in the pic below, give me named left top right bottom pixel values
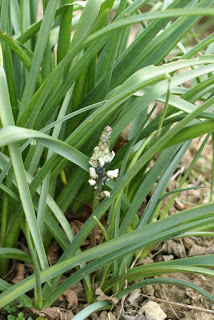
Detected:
left=87, top=273, right=214, bottom=320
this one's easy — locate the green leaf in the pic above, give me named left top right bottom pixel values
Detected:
left=0, top=248, right=31, bottom=263
left=0, top=126, right=89, bottom=171
left=165, top=120, right=214, bottom=148
left=0, top=68, right=48, bottom=270
left=0, top=202, right=214, bottom=307
left=19, top=0, right=58, bottom=116
left=116, top=278, right=214, bottom=303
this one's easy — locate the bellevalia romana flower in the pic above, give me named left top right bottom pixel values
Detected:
left=100, top=191, right=110, bottom=199
left=106, top=169, right=119, bottom=179
left=88, top=179, right=97, bottom=186
left=88, top=126, right=119, bottom=198
left=89, top=167, right=98, bottom=179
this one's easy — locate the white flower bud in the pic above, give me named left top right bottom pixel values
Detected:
left=107, top=169, right=119, bottom=179
left=101, top=190, right=110, bottom=198
left=98, top=158, right=105, bottom=167
left=88, top=179, right=96, bottom=186
left=103, top=151, right=115, bottom=164
left=103, top=155, right=110, bottom=163
left=89, top=159, right=98, bottom=168
left=109, top=151, right=115, bottom=160
left=89, top=167, right=98, bottom=179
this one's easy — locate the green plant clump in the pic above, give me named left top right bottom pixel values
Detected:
left=0, top=0, right=214, bottom=318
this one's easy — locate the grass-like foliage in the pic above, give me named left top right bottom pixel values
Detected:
left=0, top=0, right=214, bottom=317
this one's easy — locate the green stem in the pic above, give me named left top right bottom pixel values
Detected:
left=100, top=265, right=110, bottom=288
left=90, top=193, right=100, bottom=247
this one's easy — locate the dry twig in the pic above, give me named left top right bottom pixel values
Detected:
left=162, top=285, right=179, bottom=319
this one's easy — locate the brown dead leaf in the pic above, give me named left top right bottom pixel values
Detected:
left=47, top=240, right=61, bottom=264
left=12, top=263, right=25, bottom=284
left=31, top=307, right=62, bottom=319
left=70, top=220, right=90, bottom=246
left=138, top=257, right=154, bottom=265
left=126, top=289, right=141, bottom=305
left=174, top=198, right=185, bottom=211
left=95, top=287, right=118, bottom=304
left=100, top=311, right=117, bottom=320
left=59, top=289, right=78, bottom=309
left=165, top=240, right=186, bottom=258
left=122, top=314, right=145, bottom=320
left=71, top=282, right=83, bottom=295
left=142, top=284, right=155, bottom=297
left=202, top=238, right=214, bottom=247
left=183, top=237, right=195, bottom=249
left=188, top=244, right=214, bottom=256
left=162, top=254, right=174, bottom=261
left=90, top=312, right=99, bottom=320
left=70, top=220, right=84, bottom=235
left=61, top=310, right=74, bottom=320
left=185, top=288, right=202, bottom=301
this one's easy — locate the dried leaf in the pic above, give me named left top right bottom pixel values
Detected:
left=70, top=220, right=90, bottom=246
left=95, top=287, right=118, bottom=304
left=142, top=285, right=154, bottom=297
left=183, top=237, right=195, bottom=249
left=162, top=254, right=174, bottom=261
left=174, top=199, right=185, bottom=211
left=70, top=220, right=84, bottom=235
left=165, top=240, right=186, bottom=258
left=122, top=315, right=141, bottom=320
left=59, top=289, right=78, bottom=309
left=47, top=241, right=60, bottom=264
left=185, top=288, right=202, bottom=301
left=90, top=312, right=99, bottom=320
left=12, top=263, right=25, bottom=284
left=31, top=307, right=62, bottom=319
left=127, top=289, right=141, bottom=305
left=100, top=311, right=116, bottom=320
left=188, top=244, right=214, bottom=257
left=138, top=257, right=154, bottom=265
left=61, top=310, right=74, bottom=320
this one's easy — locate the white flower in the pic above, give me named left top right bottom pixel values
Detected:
left=89, top=167, right=98, bottom=179
left=89, top=159, right=98, bottom=168
left=98, top=158, right=105, bottom=167
left=89, top=127, right=116, bottom=170
left=101, top=190, right=110, bottom=198
left=88, top=179, right=96, bottom=186
left=107, top=169, right=119, bottom=179
left=109, top=151, right=115, bottom=161
left=103, top=151, right=115, bottom=163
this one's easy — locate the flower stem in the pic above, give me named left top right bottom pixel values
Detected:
left=90, top=192, right=100, bottom=247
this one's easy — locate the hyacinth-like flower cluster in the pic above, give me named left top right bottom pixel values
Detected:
left=88, top=126, right=119, bottom=198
